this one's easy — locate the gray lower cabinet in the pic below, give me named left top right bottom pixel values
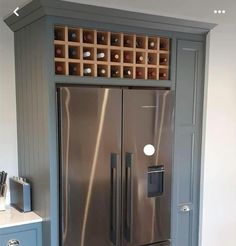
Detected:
left=0, top=223, right=42, bottom=246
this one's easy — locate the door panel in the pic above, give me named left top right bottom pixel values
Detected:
left=122, top=89, right=174, bottom=246
left=172, top=40, right=204, bottom=246
left=59, top=87, right=122, bottom=246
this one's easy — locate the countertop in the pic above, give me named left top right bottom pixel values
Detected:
left=0, top=206, right=42, bottom=229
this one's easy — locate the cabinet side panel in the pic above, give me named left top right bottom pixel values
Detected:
left=14, top=18, right=51, bottom=246
left=172, top=40, right=204, bottom=246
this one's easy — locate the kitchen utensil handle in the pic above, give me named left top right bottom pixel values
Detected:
left=110, top=153, right=118, bottom=245
left=124, top=152, right=133, bottom=242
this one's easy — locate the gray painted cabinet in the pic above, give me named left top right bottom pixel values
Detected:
left=0, top=223, right=42, bottom=246
left=172, top=40, right=205, bottom=246
left=4, top=1, right=214, bottom=246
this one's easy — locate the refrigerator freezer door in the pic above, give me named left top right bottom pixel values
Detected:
left=123, top=89, right=173, bottom=246
left=59, top=87, right=122, bottom=246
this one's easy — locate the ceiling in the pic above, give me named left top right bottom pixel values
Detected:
left=0, top=0, right=235, bottom=24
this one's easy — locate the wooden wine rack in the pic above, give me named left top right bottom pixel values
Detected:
left=54, top=26, right=170, bottom=80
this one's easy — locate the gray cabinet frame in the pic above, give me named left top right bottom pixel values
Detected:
left=4, top=1, right=215, bottom=246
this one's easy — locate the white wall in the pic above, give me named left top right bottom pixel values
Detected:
left=201, top=23, right=236, bottom=246
left=0, top=19, right=18, bottom=204
left=0, top=0, right=236, bottom=245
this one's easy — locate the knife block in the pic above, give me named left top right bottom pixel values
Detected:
left=0, top=185, right=7, bottom=211
left=10, top=178, right=31, bottom=212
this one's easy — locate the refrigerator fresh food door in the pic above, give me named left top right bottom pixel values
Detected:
left=122, top=89, right=173, bottom=246
left=59, top=87, right=122, bottom=246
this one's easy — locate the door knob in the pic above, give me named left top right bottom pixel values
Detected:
left=180, top=205, right=190, bottom=212
left=8, top=239, right=20, bottom=246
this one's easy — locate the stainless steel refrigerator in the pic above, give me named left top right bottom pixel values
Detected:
left=58, top=86, right=173, bottom=246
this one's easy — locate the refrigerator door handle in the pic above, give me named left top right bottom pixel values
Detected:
left=110, top=153, right=119, bottom=245
left=124, top=152, right=133, bottom=242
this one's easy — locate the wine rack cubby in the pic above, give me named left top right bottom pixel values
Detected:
left=54, top=26, right=170, bottom=80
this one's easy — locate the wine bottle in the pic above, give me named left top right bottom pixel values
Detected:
left=111, top=68, right=119, bottom=77
left=97, top=52, right=105, bottom=59
left=159, top=72, right=167, bottom=78
left=97, top=34, right=106, bottom=44
left=136, top=39, right=142, bottom=48
left=54, top=30, right=62, bottom=40
left=148, top=71, right=156, bottom=78
left=136, top=55, right=144, bottom=63
left=68, top=31, right=78, bottom=42
left=98, top=68, right=106, bottom=76
left=160, top=57, right=168, bottom=64
left=124, top=38, right=132, bottom=46
left=111, top=53, right=119, bottom=61
left=55, top=47, right=63, bottom=57
left=124, top=69, right=132, bottom=76
left=84, top=68, right=92, bottom=75
left=160, top=42, right=166, bottom=50
left=111, top=36, right=119, bottom=45
left=136, top=70, right=143, bottom=77
left=55, top=65, right=63, bottom=73
left=83, top=33, right=93, bottom=43
left=69, top=47, right=77, bottom=58
left=69, top=64, right=78, bottom=75
left=149, top=41, right=155, bottom=49
left=148, top=56, right=154, bottom=64
left=124, top=53, right=132, bottom=62
left=83, top=51, right=91, bottom=58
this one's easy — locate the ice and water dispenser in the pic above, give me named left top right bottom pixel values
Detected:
left=147, top=165, right=164, bottom=197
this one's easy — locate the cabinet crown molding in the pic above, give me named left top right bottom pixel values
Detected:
left=4, top=0, right=216, bottom=33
